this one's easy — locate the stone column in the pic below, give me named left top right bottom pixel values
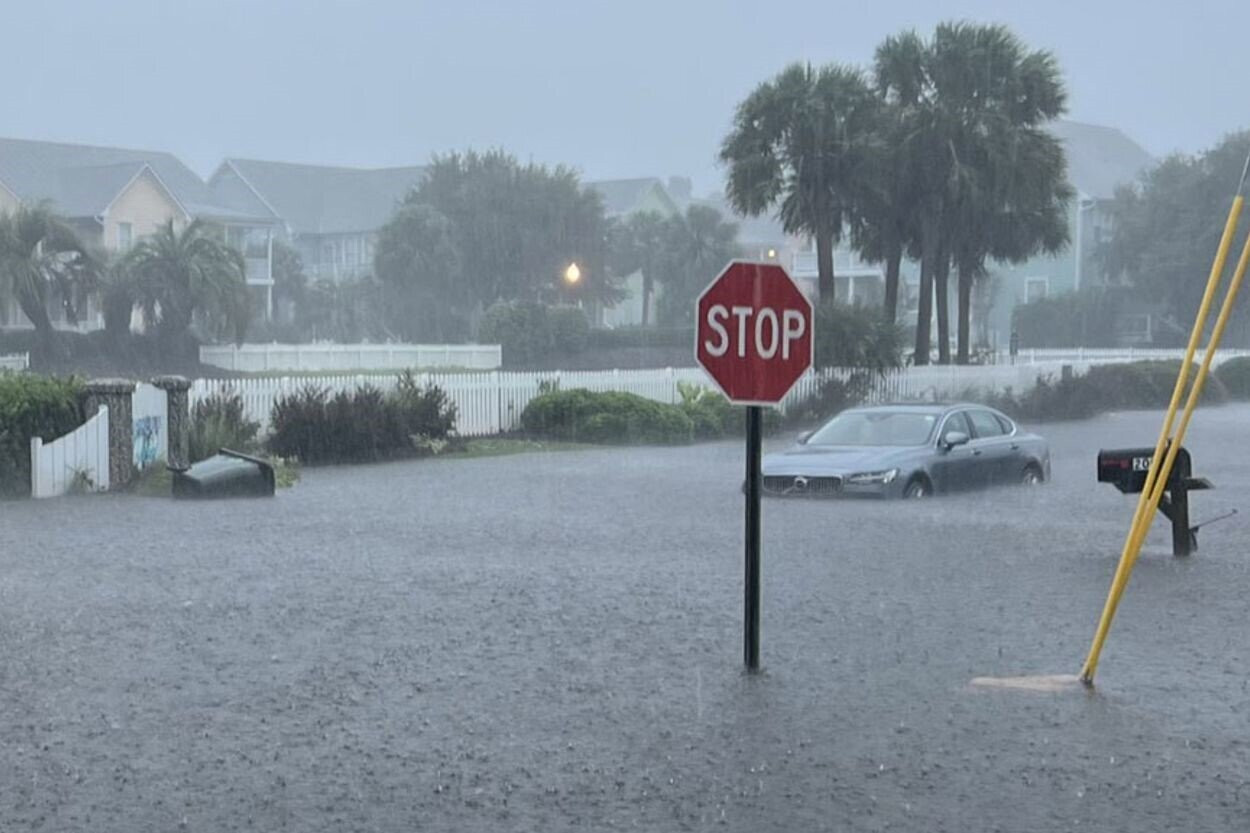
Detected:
left=153, top=375, right=192, bottom=471
left=83, top=378, right=135, bottom=489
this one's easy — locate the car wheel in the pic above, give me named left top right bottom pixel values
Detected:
left=1021, top=465, right=1044, bottom=486
left=903, top=477, right=930, bottom=498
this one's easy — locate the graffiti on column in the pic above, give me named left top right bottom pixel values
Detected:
left=133, top=415, right=164, bottom=469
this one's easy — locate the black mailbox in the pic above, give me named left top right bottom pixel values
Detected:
left=1097, top=446, right=1194, bottom=494
left=1096, top=445, right=1211, bottom=556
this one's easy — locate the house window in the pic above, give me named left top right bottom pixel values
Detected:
left=117, top=222, right=133, bottom=250
left=1024, top=277, right=1049, bottom=304
left=345, top=236, right=359, bottom=266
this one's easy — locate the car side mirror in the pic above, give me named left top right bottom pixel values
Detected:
left=943, top=431, right=970, bottom=450
left=797, top=430, right=813, bottom=445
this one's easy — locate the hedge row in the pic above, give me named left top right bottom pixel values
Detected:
left=520, top=384, right=779, bottom=445
left=986, top=361, right=1230, bottom=422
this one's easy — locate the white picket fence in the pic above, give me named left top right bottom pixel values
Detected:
left=994, top=347, right=1250, bottom=367
left=29, top=406, right=110, bottom=498
left=131, top=383, right=168, bottom=470
left=189, top=361, right=1104, bottom=438
left=0, top=353, right=29, bottom=371
left=200, top=343, right=503, bottom=372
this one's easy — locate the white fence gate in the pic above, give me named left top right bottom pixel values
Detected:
left=29, top=406, right=110, bottom=498
left=131, top=383, right=168, bottom=470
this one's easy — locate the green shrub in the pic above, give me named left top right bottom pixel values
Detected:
left=521, top=389, right=693, bottom=444
left=267, top=373, right=457, bottom=463
left=784, top=372, right=872, bottom=426
left=1215, top=357, right=1250, bottom=399
left=676, top=382, right=781, bottom=438
left=586, top=327, right=694, bottom=350
left=813, top=302, right=905, bottom=371
left=1010, top=289, right=1122, bottom=348
left=0, top=373, right=84, bottom=498
left=549, top=306, right=590, bottom=354
left=990, top=361, right=1228, bottom=422
left=189, top=390, right=260, bottom=462
left=479, top=302, right=591, bottom=366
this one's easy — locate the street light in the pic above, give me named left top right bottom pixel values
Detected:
left=564, top=262, right=582, bottom=285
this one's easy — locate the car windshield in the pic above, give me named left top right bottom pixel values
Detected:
left=806, top=410, right=937, bottom=446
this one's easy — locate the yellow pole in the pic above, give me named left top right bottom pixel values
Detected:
left=1090, top=228, right=1250, bottom=652
left=1079, top=195, right=1244, bottom=684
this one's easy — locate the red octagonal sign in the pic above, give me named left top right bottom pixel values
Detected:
left=696, top=261, right=813, bottom=405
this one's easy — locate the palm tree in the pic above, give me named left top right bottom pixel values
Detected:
left=876, top=23, right=1069, bottom=364
left=655, top=205, right=741, bottom=327
left=721, top=62, right=882, bottom=300
left=950, top=127, right=1072, bottom=363
left=0, top=205, right=99, bottom=351
left=608, top=211, right=670, bottom=326
left=120, top=219, right=250, bottom=345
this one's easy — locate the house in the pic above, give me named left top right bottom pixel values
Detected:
left=209, top=159, right=426, bottom=287
left=985, top=120, right=1155, bottom=346
left=0, top=137, right=279, bottom=328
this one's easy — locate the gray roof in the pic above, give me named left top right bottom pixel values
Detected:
left=217, top=159, right=427, bottom=235
left=0, top=136, right=273, bottom=223
left=585, top=178, right=680, bottom=218
left=1050, top=121, right=1154, bottom=200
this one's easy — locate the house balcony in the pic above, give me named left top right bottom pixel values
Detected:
left=791, top=249, right=884, bottom=279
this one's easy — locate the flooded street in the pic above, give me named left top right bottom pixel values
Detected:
left=3, top=406, right=1249, bottom=831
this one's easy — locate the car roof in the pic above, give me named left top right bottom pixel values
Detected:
left=850, top=403, right=1009, bottom=417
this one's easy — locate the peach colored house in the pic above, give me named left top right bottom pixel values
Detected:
left=0, top=137, right=278, bottom=330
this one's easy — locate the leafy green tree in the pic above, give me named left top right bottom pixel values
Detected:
left=402, top=150, right=615, bottom=313
left=0, top=205, right=99, bottom=351
left=721, top=62, right=882, bottom=300
left=875, top=23, right=1068, bottom=364
left=373, top=203, right=464, bottom=341
left=655, top=205, right=740, bottom=327
left=1100, top=131, right=1250, bottom=343
left=120, top=219, right=250, bottom=345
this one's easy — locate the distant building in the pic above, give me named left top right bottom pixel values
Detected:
left=211, top=159, right=426, bottom=285
left=985, top=120, right=1155, bottom=347
left=0, top=137, right=278, bottom=329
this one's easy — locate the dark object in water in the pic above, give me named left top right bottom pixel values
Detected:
left=172, top=449, right=275, bottom=499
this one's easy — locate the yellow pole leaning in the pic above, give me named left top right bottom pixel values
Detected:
left=1079, top=193, right=1245, bottom=684
left=1091, top=228, right=1250, bottom=656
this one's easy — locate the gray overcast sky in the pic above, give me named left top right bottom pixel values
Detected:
left=3, top=0, right=1247, bottom=193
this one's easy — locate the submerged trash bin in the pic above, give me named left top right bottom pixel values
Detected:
left=171, top=449, right=275, bottom=499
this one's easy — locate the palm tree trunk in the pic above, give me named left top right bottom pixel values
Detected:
left=883, top=243, right=902, bottom=323
left=935, top=253, right=951, bottom=365
left=957, top=268, right=973, bottom=365
left=914, top=217, right=938, bottom=366
left=816, top=229, right=835, bottom=302
left=16, top=287, right=60, bottom=358
left=641, top=272, right=653, bottom=327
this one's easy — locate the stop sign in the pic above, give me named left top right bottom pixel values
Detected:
left=696, top=261, right=813, bottom=404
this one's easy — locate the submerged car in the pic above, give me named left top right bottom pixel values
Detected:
left=761, top=404, right=1049, bottom=499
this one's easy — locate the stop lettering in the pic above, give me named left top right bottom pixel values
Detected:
left=695, top=261, right=813, bottom=405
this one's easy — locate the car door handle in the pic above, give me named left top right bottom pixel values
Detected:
left=1011, top=443, right=1020, bottom=450
left=972, top=449, right=983, bottom=456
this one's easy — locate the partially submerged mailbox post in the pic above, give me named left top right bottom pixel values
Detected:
left=1097, top=446, right=1211, bottom=556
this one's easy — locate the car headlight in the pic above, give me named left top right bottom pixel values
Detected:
left=846, top=468, right=899, bottom=485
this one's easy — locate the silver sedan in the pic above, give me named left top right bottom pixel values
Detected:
left=761, top=403, right=1050, bottom=498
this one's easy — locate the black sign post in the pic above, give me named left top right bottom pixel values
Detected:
left=744, top=405, right=763, bottom=671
